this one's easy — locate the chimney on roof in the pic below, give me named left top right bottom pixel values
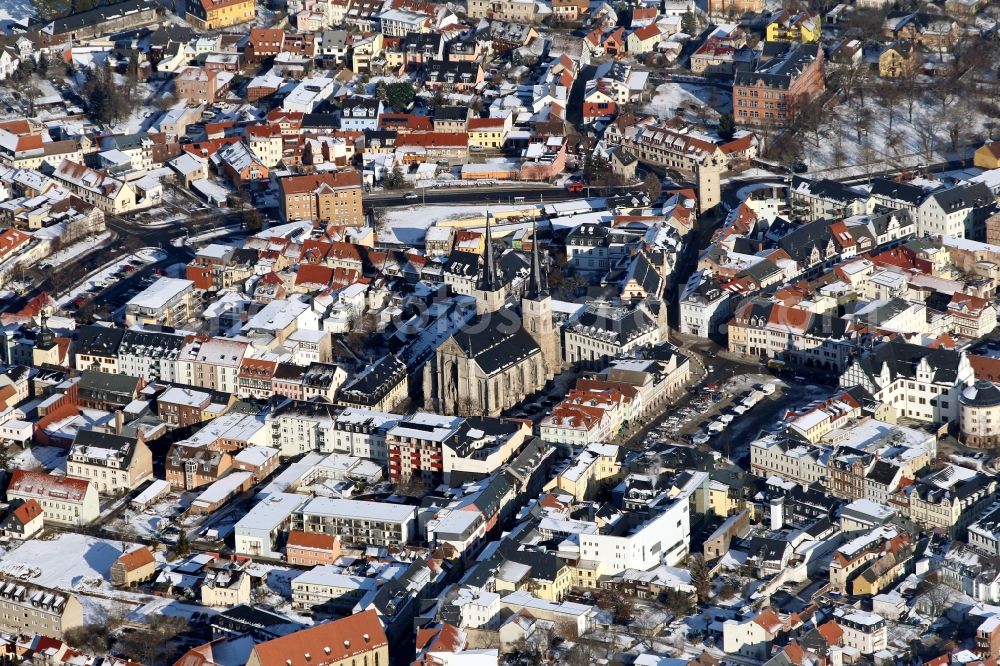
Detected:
left=343, top=640, right=350, bottom=648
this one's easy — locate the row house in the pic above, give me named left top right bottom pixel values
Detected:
left=6, top=469, right=100, bottom=526
left=52, top=159, right=161, bottom=215
left=906, top=465, right=997, bottom=538
left=727, top=300, right=853, bottom=371
left=175, top=336, right=250, bottom=395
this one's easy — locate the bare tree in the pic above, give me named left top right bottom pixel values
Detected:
left=876, top=79, right=903, bottom=131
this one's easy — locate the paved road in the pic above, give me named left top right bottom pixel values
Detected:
left=366, top=185, right=585, bottom=208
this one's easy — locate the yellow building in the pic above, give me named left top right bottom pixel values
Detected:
left=185, top=0, right=255, bottom=30
left=879, top=42, right=915, bottom=78
left=766, top=10, right=821, bottom=43
left=709, top=478, right=743, bottom=517
left=544, top=443, right=624, bottom=502
left=975, top=142, right=1000, bottom=169
left=495, top=555, right=573, bottom=602
left=467, top=115, right=512, bottom=149
left=351, top=33, right=385, bottom=73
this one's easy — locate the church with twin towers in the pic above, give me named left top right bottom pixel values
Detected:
left=423, top=213, right=560, bottom=417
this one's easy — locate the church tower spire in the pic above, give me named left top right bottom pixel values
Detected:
left=525, top=220, right=547, bottom=299
left=478, top=210, right=499, bottom=292
left=521, top=222, right=557, bottom=381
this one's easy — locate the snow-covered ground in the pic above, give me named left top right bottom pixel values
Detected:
left=56, top=248, right=167, bottom=306
left=0, top=0, right=33, bottom=30
left=11, top=445, right=67, bottom=473
left=0, top=533, right=127, bottom=588
left=805, top=90, right=992, bottom=179
left=0, top=533, right=172, bottom=622
left=644, top=81, right=732, bottom=118
left=44, top=232, right=114, bottom=269
left=379, top=202, right=544, bottom=244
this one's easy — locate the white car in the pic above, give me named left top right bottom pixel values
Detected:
left=761, top=383, right=776, bottom=395
left=692, top=433, right=710, bottom=445
left=404, top=192, right=419, bottom=199
left=718, top=414, right=734, bottom=424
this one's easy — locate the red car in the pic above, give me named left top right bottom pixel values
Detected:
left=566, top=181, right=584, bottom=193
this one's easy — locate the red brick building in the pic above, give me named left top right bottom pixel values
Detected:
left=733, top=43, right=824, bottom=126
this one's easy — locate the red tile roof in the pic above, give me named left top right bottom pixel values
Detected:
left=116, top=546, right=155, bottom=572
left=248, top=610, right=387, bottom=666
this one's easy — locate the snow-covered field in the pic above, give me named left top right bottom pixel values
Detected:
left=0, top=533, right=173, bottom=622
left=0, top=533, right=127, bottom=588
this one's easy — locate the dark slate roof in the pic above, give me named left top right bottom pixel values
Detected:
left=776, top=219, right=834, bottom=263
left=435, top=105, right=469, bottom=121
left=73, top=429, right=139, bottom=467
left=566, top=222, right=610, bottom=246
left=855, top=338, right=963, bottom=388
left=270, top=398, right=339, bottom=420
left=624, top=251, right=663, bottom=297
left=745, top=536, right=789, bottom=562
left=76, top=325, right=126, bottom=356
left=867, top=460, right=901, bottom=486
left=869, top=177, right=931, bottom=206
left=793, top=176, right=865, bottom=204
left=339, top=354, right=406, bottom=403
left=341, top=96, right=382, bottom=114
left=451, top=310, right=541, bottom=376
left=734, top=43, right=820, bottom=90
left=119, top=329, right=186, bottom=358
left=45, top=0, right=158, bottom=35
left=301, top=113, right=339, bottom=130
left=571, top=305, right=657, bottom=346
left=443, top=251, right=480, bottom=278
left=961, top=380, right=1000, bottom=407
left=78, top=370, right=142, bottom=395
left=931, top=182, right=994, bottom=213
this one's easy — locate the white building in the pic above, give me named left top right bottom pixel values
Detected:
left=125, top=277, right=196, bottom=328
left=293, top=497, right=416, bottom=547
left=283, top=75, right=337, bottom=113
left=6, top=470, right=100, bottom=526
left=578, top=493, right=691, bottom=574
left=291, top=566, right=377, bottom=611
left=266, top=399, right=340, bottom=457
left=835, top=610, right=888, bottom=655
left=679, top=275, right=731, bottom=338
left=234, top=493, right=308, bottom=558
left=330, top=408, right=402, bottom=463
left=839, top=339, right=973, bottom=424
left=916, top=183, right=994, bottom=237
